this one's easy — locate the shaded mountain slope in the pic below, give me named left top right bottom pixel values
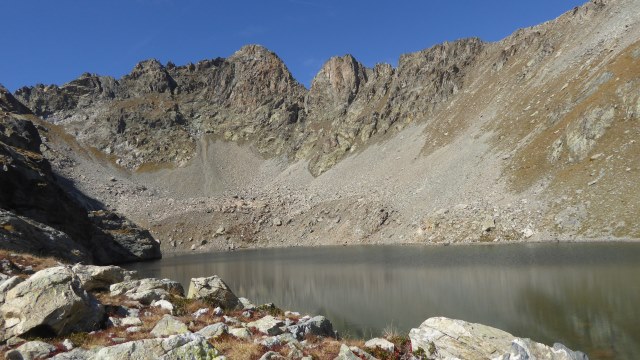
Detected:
left=0, top=86, right=161, bottom=263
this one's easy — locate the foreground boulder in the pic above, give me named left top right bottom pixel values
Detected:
left=409, top=317, right=588, bottom=360
left=248, top=315, right=284, bottom=336
left=0, top=266, right=104, bottom=341
left=186, top=275, right=241, bottom=309
left=110, top=278, right=184, bottom=305
left=0, top=276, right=23, bottom=303
left=4, top=340, right=57, bottom=360
left=288, top=315, right=335, bottom=339
left=72, top=264, right=137, bottom=292
left=150, top=314, right=190, bottom=337
left=90, top=333, right=219, bottom=360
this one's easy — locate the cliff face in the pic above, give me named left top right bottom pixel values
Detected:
left=7, top=0, right=640, bottom=250
left=0, top=86, right=161, bottom=264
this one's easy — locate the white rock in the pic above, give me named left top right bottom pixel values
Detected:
left=150, top=314, right=190, bottom=337
left=120, top=317, right=143, bottom=327
left=62, top=338, right=75, bottom=351
left=192, top=308, right=209, bottom=318
left=364, top=337, right=395, bottom=352
left=229, top=327, right=252, bottom=340
left=523, top=227, right=534, bottom=238
left=248, top=315, right=284, bottom=336
left=409, top=317, right=586, bottom=360
left=151, top=299, right=174, bottom=313
left=196, top=322, right=228, bottom=339
left=90, top=333, right=218, bottom=360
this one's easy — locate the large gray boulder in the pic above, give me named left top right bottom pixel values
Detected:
left=364, top=337, right=394, bottom=352
left=72, top=264, right=137, bottom=292
left=0, top=266, right=104, bottom=341
left=409, top=317, right=588, bottom=360
left=110, top=278, right=183, bottom=305
left=150, top=314, right=190, bottom=337
left=196, top=322, right=228, bottom=339
left=288, top=315, right=335, bottom=339
left=248, top=315, right=284, bottom=336
left=90, top=332, right=219, bottom=360
left=5, top=340, right=56, bottom=360
left=0, top=275, right=23, bottom=303
left=186, top=275, right=240, bottom=309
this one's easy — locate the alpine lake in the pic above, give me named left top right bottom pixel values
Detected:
left=126, top=242, right=640, bottom=359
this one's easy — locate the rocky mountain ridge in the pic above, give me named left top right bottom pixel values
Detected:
left=4, top=0, right=640, bottom=253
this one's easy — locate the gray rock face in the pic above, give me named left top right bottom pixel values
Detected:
left=229, top=326, right=252, bottom=340
left=150, top=314, right=190, bottom=337
left=196, top=322, right=228, bottom=339
left=260, top=332, right=298, bottom=348
left=288, top=315, right=335, bottom=339
left=0, top=266, right=104, bottom=341
left=110, top=278, right=184, bottom=305
left=186, top=275, right=241, bottom=309
left=248, top=315, right=284, bottom=336
left=4, top=340, right=57, bottom=360
left=72, top=264, right=137, bottom=292
left=239, top=297, right=256, bottom=310
left=0, top=85, right=31, bottom=115
left=88, top=210, right=162, bottom=263
left=49, top=348, right=97, bottom=360
left=364, top=337, right=394, bottom=352
left=91, top=332, right=219, bottom=360
left=0, top=275, right=23, bottom=303
left=0, top=209, right=90, bottom=264
left=409, top=317, right=587, bottom=360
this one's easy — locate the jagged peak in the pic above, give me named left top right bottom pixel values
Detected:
left=398, top=37, right=485, bottom=69
left=230, top=44, right=281, bottom=62
left=127, top=59, right=166, bottom=78
left=0, top=84, right=32, bottom=115
left=312, top=54, right=366, bottom=84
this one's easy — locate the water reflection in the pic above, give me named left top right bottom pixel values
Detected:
left=127, top=243, right=640, bottom=359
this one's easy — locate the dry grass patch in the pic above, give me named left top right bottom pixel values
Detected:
left=210, top=334, right=265, bottom=360
left=303, top=339, right=342, bottom=360
left=0, top=250, right=64, bottom=274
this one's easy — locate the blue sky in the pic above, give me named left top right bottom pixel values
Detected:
left=2, top=0, right=587, bottom=91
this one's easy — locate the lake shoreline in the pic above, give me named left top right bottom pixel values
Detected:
left=158, top=237, right=640, bottom=258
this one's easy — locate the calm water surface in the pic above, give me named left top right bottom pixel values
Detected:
left=127, top=243, right=640, bottom=359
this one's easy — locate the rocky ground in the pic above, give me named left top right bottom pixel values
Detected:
left=0, top=251, right=588, bottom=360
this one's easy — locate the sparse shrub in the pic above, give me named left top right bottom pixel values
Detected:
left=256, top=303, right=284, bottom=317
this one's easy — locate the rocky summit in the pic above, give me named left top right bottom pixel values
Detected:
left=2, top=0, right=640, bottom=254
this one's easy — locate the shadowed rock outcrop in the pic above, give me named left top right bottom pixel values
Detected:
left=0, top=88, right=160, bottom=264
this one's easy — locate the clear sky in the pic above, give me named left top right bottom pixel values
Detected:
left=2, top=0, right=587, bottom=91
